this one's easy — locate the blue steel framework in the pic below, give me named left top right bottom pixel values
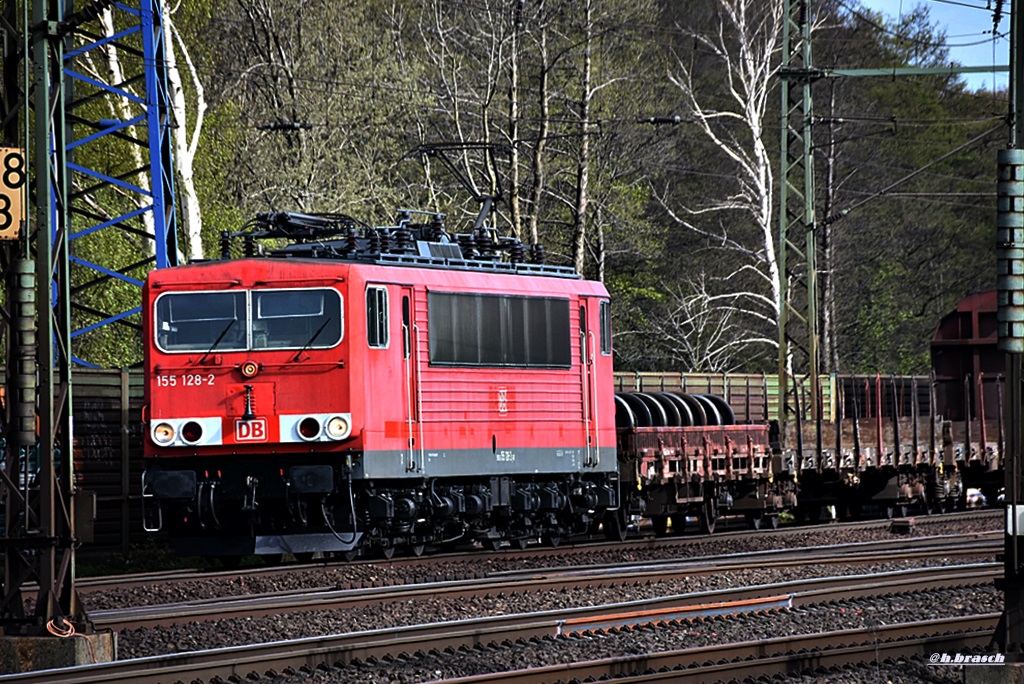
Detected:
left=65, top=0, right=177, bottom=367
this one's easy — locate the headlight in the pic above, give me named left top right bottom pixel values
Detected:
left=240, top=360, right=259, bottom=378
left=325, top=415, right=350, bottom=440
left=153, top=422, right=176, bottom=445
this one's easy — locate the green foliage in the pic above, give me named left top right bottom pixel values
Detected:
left=192, top=104, right=247, bottom=255
left=66, top=0, right=1004, bottom=375
left=816, top=4, right=1000, bottom=373
left=851, top=256, right=931, bottom=373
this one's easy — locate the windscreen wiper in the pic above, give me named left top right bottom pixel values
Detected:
left=292, top=318, right=331, bottom=362
left=198, top=319, right=237, bottom=365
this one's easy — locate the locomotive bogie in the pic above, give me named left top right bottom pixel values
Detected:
left=144, top=454, right=622, bottom=557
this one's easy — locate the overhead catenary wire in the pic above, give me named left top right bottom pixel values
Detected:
left=825, top=121, right=1003, bottom=224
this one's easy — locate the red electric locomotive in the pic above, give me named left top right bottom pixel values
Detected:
left=142, top=211, right=623, bottom=559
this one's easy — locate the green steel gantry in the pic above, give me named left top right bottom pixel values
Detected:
left=0, top=0, right=177, bottom=635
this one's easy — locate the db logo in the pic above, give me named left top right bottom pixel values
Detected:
left=235, top=418, right=268, bottom=442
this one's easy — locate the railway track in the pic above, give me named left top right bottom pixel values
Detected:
left=70, top=508, right=999, bottom=600
left=88, top=534, right=1000, bottom=630
left=9, top=566, right=998, bottom=684
left=433, top=614, right=999, bottom=684
left=2, top=510, right=993, bottom=683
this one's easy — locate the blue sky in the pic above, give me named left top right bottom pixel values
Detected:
left=853, top=0, right=1008, bottom=91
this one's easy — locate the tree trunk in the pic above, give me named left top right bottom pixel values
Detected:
left=526, top=1, right=550, bottom=248
left=163, top=7, right=207, bottom=261
left=571, top=0, right=594, bottom=275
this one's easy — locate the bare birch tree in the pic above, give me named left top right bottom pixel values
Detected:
left=569, top=0, right=596, bottom=276
left=657, top=0, right=784, bottom=363
left=162, top=4, right=206, bottom=261
left=76, top=5, right=206, bottom=261
left=651, top=273, right=768, bottom=372
left=524, top=1, right=551, bottom=248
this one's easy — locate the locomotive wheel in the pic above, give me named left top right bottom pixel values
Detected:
left=263, top=554, right=284, bottom=566
left=220, top=555, right=242, bottom=570
left=294, top=552, right=314, bottom=563
left=651, top=514, right=669, bottom=537
left=603, top=509, right=628, bottom=542
left=342, top=550, right=358, bottom=562
left=541, top=531, right=561, bottom=548
left=484, top=538, right=502, bottom=552
left=514, top=537, right=530, bottom=550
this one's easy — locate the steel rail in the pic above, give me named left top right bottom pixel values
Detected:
left=429, top=614, right=1000, bottom=684
left=29, top=510, right=997, bottom=602
left=57, top=509, right=1001, bottom=597
left=88, top=548, right=999, bottom=630
left=72, top=529, right=1000, bottom=606
left=5, top=596, right=998, bottom=684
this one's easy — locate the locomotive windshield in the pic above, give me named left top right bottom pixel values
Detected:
left=154, top=288, right=343, bottom=353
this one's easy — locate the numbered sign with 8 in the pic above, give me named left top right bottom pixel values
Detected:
left=0, top=148, right=26, bottom=240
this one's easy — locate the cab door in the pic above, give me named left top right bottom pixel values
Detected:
left=400, top=288, right=422, bottom=473
left=579, top=300, right=599, bottom=468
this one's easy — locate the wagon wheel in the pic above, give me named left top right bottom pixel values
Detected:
left=379, top=545, right=395, bottom=560
left=651, top=514, right=669, bottom=537
left=768, top=514, right=780, bottom=530
left=793, top=506, right=807, bottom=525
left=342, top=550, right=358, bottom=562
left=746, top=513, right=763, bottom=531
left=294, top=552, right=315, bottom=563
left=699, top=499, right=717, bottom=535
left=798, top=505, right=824, bottom=523
left=410, top=544, right=426, bottom=557
left=670, top=514, right=687, bottom=536
left=484, top=538, right=503, bottom=552
left=541, top=531, right=561, bottom=548
left=513, top=537, right=530, bottom=550
left=603, top=509, right=628, bottom=542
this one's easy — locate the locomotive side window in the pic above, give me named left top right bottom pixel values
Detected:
left=402, top=296, right=411, bottom=358
left=428, top=292, right=570, bottom=368
left=252, top=289, right=342, bottom=350
left=366, top=286, right=389, bottom=348
left=155, top=291, right=246, bottom=352
left=599, top=300, right=612, bottom=355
